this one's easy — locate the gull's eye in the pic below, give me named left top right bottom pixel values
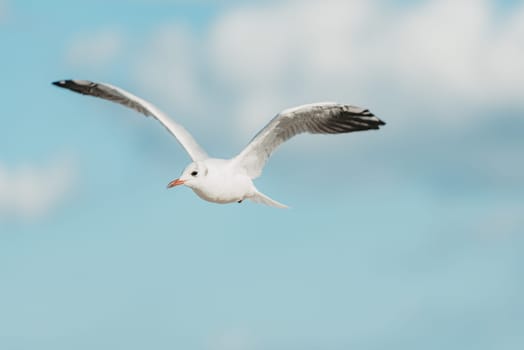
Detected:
left=190, top=171, right=198, bottom=177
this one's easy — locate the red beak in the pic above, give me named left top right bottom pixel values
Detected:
left=167, top=178, right=185, bottom=188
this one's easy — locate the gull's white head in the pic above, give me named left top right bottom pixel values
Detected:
left=167, top=161, right=208, bottom=189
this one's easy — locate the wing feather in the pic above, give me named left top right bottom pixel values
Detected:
left=52, top=80, right=208, bottom=161
left=234, top=102, right=385, bottom=178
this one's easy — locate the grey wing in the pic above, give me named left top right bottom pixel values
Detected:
left=234, top=102, right=385, bottom=178
left=52, top=79, right=209, bottom=161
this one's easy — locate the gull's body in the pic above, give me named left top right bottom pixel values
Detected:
left=53, top=79, right=385, bottom=208
left=186, top=158, right=257, bottom=204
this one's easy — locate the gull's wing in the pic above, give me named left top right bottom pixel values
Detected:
left=234, top=102, right=385, bottom=179
left=52, top=80, right=209, bottom=161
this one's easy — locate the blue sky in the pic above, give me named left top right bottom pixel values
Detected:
left=1, top=0, right=523, bottom=349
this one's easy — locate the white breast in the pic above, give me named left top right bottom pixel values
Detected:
left=192, top=159, right=256, bottom=204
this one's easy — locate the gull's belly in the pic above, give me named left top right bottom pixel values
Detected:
left=192, top=175, right=255, bottom=204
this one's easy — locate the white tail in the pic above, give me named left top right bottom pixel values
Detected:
left=249, top=191, right=289, bottom=209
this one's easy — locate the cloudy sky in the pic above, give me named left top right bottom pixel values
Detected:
left=1, top=0, right=523, bottom=349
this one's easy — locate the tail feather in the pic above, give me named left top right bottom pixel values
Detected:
left=249, top=191, right=288, bottom=209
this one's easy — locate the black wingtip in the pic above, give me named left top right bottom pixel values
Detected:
left=52, top=80, right=69, bottom=87
left=366, top=110, right=386, bottom=127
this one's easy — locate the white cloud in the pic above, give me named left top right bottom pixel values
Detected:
left=132, top=0, right=524, bottom=136
left=0, top=157, right=77, bottom=221
left=383, top=0, right=524, bottom=107
left=66, top=29, right=124, bottom=69
left=209, top=0, right=375, bottom=88
left=133, top=23, right=206, bottom=119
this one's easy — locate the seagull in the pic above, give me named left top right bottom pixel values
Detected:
left=52, top=79, right=385, bottom=208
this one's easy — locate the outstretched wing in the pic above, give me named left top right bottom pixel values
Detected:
left=234, top=102, right=385, bottom=178
left=52, top=79, right=209, bottom=161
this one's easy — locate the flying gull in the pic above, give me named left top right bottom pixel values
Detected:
left=52, top=79, right=385, bottom=208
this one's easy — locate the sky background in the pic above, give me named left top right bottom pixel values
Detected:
left=1, top=0, right=523, bottom=349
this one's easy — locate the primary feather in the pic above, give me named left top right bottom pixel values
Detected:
left=52, top=80, right=208, bottom=161
left=234, top=102, right=385, bottom=178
